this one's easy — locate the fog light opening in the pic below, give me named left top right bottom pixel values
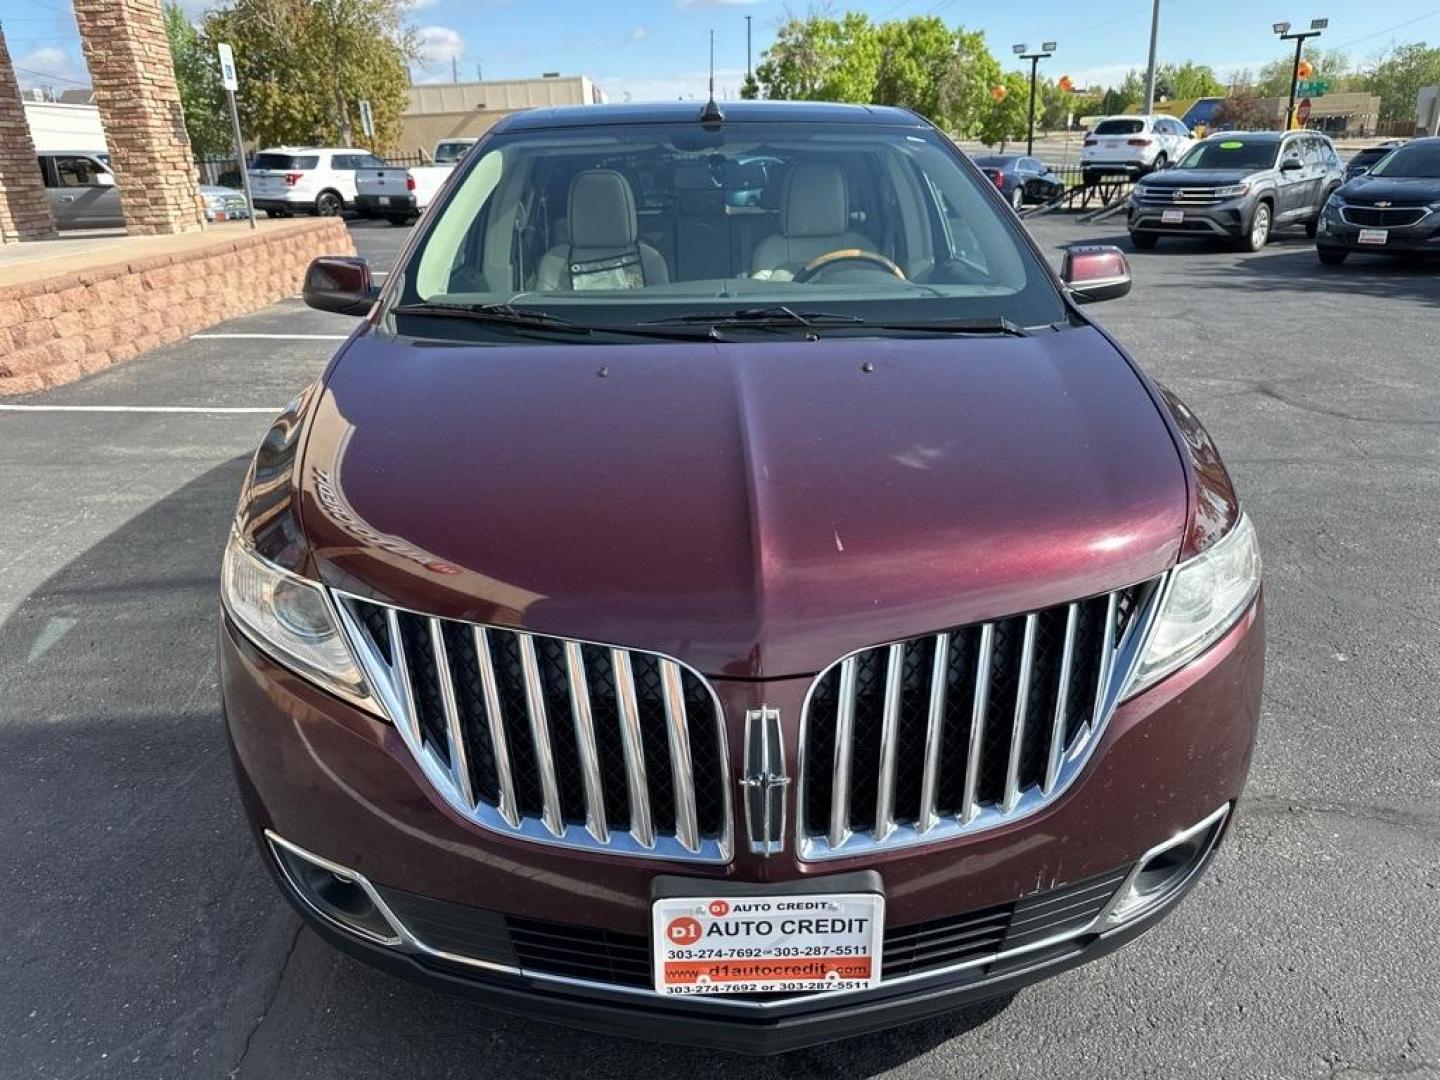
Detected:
left=1105, top=803, right=1230, bottom=926
left=266, top=831, right=404, bottom=946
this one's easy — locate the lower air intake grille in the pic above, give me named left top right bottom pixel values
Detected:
left=799, top=580, right=1162, bottom=860
left=335, top=596, right=731, bottom=863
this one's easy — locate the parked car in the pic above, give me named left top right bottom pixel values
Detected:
left=200, top=184, right=250, bottom=223
left=972, top=153, right=1067, bottom=210
left=247, top=147, right=385, bottom=218
left=221, top=100, right=1263, bottom=1054
left=1082, top=115, right=1194, bottom=184
left=1317, top=136, right=1440, bottom=264
left=1128, top=130, right=1344, bottom=251
left=36, top=149, right=122, bottom=229
left=354, top=141, right=462, bottom=224
left=1343, top=139, right=1406, bottom=182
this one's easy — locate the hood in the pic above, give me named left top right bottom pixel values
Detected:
left=1340, top=174, right=1440, bottom=204
left=300, top=327, right=1188, bottom=678
left=1142, top=168, right=1259, bottom=188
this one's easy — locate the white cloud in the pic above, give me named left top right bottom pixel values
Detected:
left=13, top=46, right=88, bottom=91
left=599, top=66, right=748, bottom=103
left=675, top=0, right=766, bottom=8
left=410, top=24, right=466, bottom=81
left=628, top=26, right=650, bottom=43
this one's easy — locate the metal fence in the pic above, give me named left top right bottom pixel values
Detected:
left=194, top=150, right=433, bottom=189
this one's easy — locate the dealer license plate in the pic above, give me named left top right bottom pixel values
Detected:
left=1162, top=209, right=1184, bottom=225
left=377, top=196, right=390, bottom=206
left=1358, top=228, right=1388, bottom=246
left=652, top=892, right=884, bottom=996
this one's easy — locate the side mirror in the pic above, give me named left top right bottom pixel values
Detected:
left=1281, top=155, right=1304, bottom=172
left=303, top=255, right=378, bottom=316
left=1061, top=245, right=1132, bottom=304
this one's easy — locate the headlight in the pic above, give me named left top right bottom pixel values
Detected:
left=1327, top=192, right=1345, bottom=209
left=1124, top=514, right=1260, bottom=697
left=221, top=529, right=375, bottom=710
left=1212, top=183, right=1250, bottom=198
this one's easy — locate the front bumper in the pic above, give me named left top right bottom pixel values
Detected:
left=1318, top=207, right=1440, bottom=253
left=222, top=597, right=1263, bottom=1049
left=1128, top=199, right=1250, bottom=237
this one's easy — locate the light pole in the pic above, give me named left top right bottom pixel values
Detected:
left=1273, top=18, right=1327, bottom=130
left=1013, top=42, right=1056, bottom=157
left=1143, top=0, right=1162, bottom=114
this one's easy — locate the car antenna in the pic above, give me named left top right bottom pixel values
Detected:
left=700, top=29, right=724, bottom=123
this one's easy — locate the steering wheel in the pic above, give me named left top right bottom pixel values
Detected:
left=792, top=249, right=907, bottom=284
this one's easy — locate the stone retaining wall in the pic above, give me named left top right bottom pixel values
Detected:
left=0, top=218, right=354, bottom=395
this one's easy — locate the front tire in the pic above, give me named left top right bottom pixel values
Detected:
left=1130, top=232, right=1158, bottom=249
left=1240, top=202, right=1272, bottom=252
left=1011, top=186, right=1025, bottom=211
left=1149, top=152, right=1168, bottom=174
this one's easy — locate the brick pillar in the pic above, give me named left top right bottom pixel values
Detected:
left=0, top=29, right=57, bottom=243
left=73, top=0, right=205, bottom=235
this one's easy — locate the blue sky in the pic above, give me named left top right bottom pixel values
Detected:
left=4, top=0, right=1440, bottom=101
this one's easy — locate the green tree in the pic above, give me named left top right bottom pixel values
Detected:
left=1255, top=47, right=1350, bottom=98
left=1358, top=42, right=1440, bottom=123
left=755, top=12, right=880, bottom=104
left=164, top=2, right=230, bottom=157
left=936, top=26, right=1002, bottom=135
left=872, top=15, right=956, bottom=119
left=203, top=0, right=415, bottom=153
left=739, top=73, right=760, bottom=100
left=975, top=70, right=1031, bottom=147
left=1155, top=61, right=1225, bottom=100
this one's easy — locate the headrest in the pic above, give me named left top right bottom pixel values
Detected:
left=568, top=170, right=637, bottom=248
left=784, top=163, right=849, bottom=237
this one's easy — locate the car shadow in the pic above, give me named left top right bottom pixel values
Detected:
left=0, top=456, right=1015, bottom=1079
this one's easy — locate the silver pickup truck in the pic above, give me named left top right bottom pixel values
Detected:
left=354, top=138, right=475, bottom=225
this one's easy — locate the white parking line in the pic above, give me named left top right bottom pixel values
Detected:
left=190, top=333, right=349, bottom=341
left=0, top=404, right=280, bottom=414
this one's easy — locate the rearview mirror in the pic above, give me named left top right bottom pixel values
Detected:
left=303, top=256, right=378, bottom=316
left=1061, top=245, right=1132, bottom=304
left=1281, top=155, right=1303, bottom=172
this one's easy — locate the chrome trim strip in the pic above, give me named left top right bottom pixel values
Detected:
left=961, top=623, right=994, bottom=825
left=1003, top=614, right=1038, bottom=813
left=660, top=659, right=700, bottom=853
left=741, top=705, right=788, bottom=856
left=828, top=656, right=859, bottom=848
left=428, top=617, right=474, bottom=810
left=1097, top=803, right=1231, bottom=926
left=474, top=627, right=521, bottom=829
left=916, top=632, right=949, bottom=833
left=1338, top=204, right=1430, bottom=228
left=518, top=633, right=564, bottom=837
left=265, top=831, right=405, bottom=947
left=1044, top=604, right=1079, bottom=795
left=564, top=641, right=608, bottom=844
left=266, top=806, right=1223, bottom=1013
left=385, top=606, right=421, bottom=747
left=611, top=648, right=655, bottom=850
left=1090, top=593, right=1119, bottom=738
left=873, top=643, right=905, bottom=841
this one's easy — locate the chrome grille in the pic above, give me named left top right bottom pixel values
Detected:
left=335, top=595, right=731, bottom=862
left=1135, top=187, right=1227, bottom=206
left=797, top=580, right=1163, bottom=860
left=1339, top=204, right=1429, bottom=228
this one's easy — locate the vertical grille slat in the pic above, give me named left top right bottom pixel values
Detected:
left=799, top=578, right=1164, bottom=860
left=333, top=596, right=730, bottom=862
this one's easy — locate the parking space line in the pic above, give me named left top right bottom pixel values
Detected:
left=190, top=333, right=349, bottom=341
left=0, top=404, right=280, bottom=414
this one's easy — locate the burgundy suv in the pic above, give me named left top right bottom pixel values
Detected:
left=220, top=102, right=1264, bottom=1053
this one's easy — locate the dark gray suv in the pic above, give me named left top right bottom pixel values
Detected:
left=1128, top=131, right=1344, bottom=251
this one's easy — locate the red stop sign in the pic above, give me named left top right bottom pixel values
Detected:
left=1297, top=97, right=1312, bottom=124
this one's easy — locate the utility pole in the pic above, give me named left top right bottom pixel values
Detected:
left=1273, top=18, right=1328, bottom=130
left=1013, top=42, right=1056, bottom=157
left=452, top=56, right=458, bottom=84
left=746, top=14, right=753, bottom=79
left=1143, top=0, right=1161, bottom=114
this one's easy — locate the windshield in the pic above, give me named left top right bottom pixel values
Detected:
left=435, top=141, right=474, bottom=164
left=1176, top=139, right=1278, bottom=171
left=399, top=120, right=1065, bottom=335
left=1094, top=119, right=1145, bottom=135
left=1368, top=143, right=1440, bottom=178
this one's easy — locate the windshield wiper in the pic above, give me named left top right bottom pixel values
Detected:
left=392, top=302, right=593, bottom=335
left=641, top=306, right=865, bottom=329
left=858, top=316, right=1031, bottom=337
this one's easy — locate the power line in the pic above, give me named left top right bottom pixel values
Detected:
left=1332, top=10, right=1440, bottom=52
left=14, top=64, right=87, bottom=85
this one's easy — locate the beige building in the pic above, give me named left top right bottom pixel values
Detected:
left=399, top=75, right=604, bottom=157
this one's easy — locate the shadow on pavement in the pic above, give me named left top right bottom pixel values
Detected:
left=0, top=456, right=1013, bottom=1079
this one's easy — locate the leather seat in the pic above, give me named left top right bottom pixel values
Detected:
left=751, top=163, right=875, bottom=279
left=537, top=170, right=668, bottom=291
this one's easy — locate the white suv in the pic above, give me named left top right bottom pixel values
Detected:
left=1082, top=116, right=1194, bottom=184
left=247, top=147, right=386, bottom=218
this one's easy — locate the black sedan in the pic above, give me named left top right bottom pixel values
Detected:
left=1343, top=140, right=1405, bottom=182
left=972, top=154, right=1067, bottom=211
left=1317, top=137, right=1440, bottom=264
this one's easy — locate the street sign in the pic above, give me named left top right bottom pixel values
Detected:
left=358, top=99, right=375, bottom=140
left=1297, top=97, right=1313, bottom=124
left=216, top=42, right=237, bottom=93
left=1298, top=79, right=1329, bottom=96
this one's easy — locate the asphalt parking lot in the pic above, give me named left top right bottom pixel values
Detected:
left=2, top=212, right=1437, bottom=1080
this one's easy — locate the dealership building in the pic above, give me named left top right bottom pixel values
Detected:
left=399, top=75, right=604, bottom=157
